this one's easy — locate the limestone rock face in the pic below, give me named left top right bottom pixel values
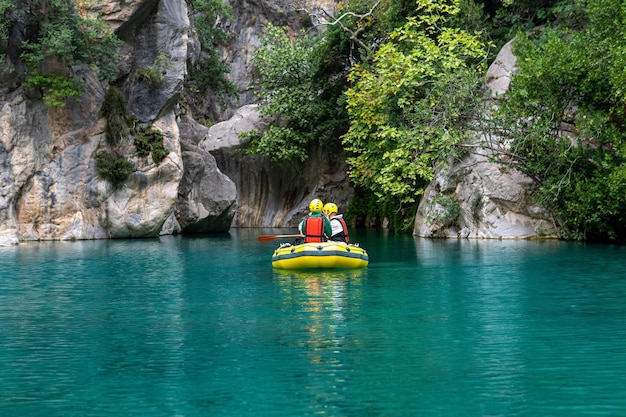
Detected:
left=98, top=113, right=185, bottom=239
left=414, top=152, right=557, bottom=239
left=175, top=143, right=237, bottom=234
left=119, top=0, right=189, bottom=122
left=87, top=0, right=153, bottom=33
left=0, top=0, right=236, bottom=243
left=1, top=70, right=108, bottom=244
left=0, top=0, right=354, bottom=245
left=189, top=105, right=354, bottom=228
left=414, top=40, right=558, bottom=239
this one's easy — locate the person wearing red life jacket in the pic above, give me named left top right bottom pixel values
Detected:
left=298, top=198, right=332, bottom=243
left=323, top=202, right=350, bottom=243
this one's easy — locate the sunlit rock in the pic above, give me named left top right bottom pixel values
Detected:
left=414, top=40, right=559, bottom=239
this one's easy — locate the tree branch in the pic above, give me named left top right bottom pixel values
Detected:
left=298, top=0, right=381, bottom=58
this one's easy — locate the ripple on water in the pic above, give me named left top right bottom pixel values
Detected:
left=1, top=234, right=625, bottom=416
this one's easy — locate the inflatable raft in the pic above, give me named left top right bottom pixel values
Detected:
left=272, top=241, right=369, bottom=270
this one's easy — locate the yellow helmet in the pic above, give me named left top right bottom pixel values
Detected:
left=323, top=202, right=338, bottom=216
left=309, top=198, right=324, bottom=213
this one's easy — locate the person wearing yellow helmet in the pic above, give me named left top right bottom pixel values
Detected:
left=298, top=198, right=332, bottom=243
left=309, top=198, right=324, bottom=213
left=323, top=202, right=350, bottom=243
left=322, top=202, right=337, bottom=216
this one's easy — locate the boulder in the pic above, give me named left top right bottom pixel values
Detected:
left=191, top=105, right=354, bottom=228
left=176, top=143, right=237, bottom=233
left=414, top=39, right=559, bottom=239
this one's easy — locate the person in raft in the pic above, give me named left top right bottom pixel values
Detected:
left=298, top=198, right=333, bottom=243
left=323, top=202, right=350, bottom=243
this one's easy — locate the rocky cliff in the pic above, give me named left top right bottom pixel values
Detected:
left=0, top=1, right=556, bottom=245
left=0, top=0, right=347, bottom=245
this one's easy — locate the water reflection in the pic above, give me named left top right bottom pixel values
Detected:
left=272, top=269, right=367, bottom=415
left=273, top=268, right=366, bottom=344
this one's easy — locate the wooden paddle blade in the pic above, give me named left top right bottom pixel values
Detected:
left=258, top=234, right=303, bottom=242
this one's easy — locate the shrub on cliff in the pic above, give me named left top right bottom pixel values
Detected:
left=0, top=0, right=121, bottom=107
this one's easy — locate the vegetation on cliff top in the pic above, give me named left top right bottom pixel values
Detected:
left=187, top=0, right=239, bottom=99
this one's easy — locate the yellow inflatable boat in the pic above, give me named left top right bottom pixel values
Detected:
left=271, top=241, right=369, bottom=270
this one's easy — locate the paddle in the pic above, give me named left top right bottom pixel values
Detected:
left=257, top=234, right=303, bottom=243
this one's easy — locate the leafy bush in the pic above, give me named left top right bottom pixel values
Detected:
left=101, top=86, right=131, bottom=146
left=242, top=23, right=348, bottom=164
left=2, top=0, right=121, bottom=107
left=136, top=55, right=171, bottom=89
left=134, top=126, right=168, bottom=165
left=491, top=0, right=626, bottom=240
left=94, top=151, right=135, bottom=189
left=426, top=195, right=462, bottom=230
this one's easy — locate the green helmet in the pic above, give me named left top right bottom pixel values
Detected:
left=323, top=202, right=338, bottom=216
left=309, top=198, right=324, bottom=213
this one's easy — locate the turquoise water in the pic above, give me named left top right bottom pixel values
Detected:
left=1, top=229, right=625, bottom=417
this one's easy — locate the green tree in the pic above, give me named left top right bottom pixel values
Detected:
left=342, top=0, right=488, bottom=206
left=491, top=0, right=626, bottom=240
left=243, top=23, right=347, bottom=163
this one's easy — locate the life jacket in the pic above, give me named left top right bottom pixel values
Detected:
left=304, top=216, right=326, bottom=243
left=330, top=216, right=350, bottom=243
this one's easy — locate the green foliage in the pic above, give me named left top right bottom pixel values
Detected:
left=78, top=14, right=123, bottom=80
left=343, top=0, right=488, bottom=206
left=102, top=86, right=131, bottom=146
left=1, top=0, right=121, bottom=107
left=243, top=23, right=348, bottom=163
left=344, top=190, right=377, bottom=227
left=134, top=126, right=169, bottom=165
left=346, top=188, right=417, bottom=233
left=22, top=72, right=82, bottom=107
left=151, top=144, right=169, bottom=165
left=492, top=0, right=626, bottom=240
left=0, top=0, right=15, bottom=40
left=488, top=0, right=584, bottom=44
left=186, top=0, right=238, bottom=97
left=134, top=129, right=153, bottom=157
left=426, top=194, right=461, bottom=229
left=94, top=151, right=135, bottom=189
left=241, top=127, right=308, bottom=163
left=136, top=55, right=171, bottom=89
left=470, top=192, right=484, bottom=224
left=188, top=49, right=237, bottom=96
left=189, top=0, right=231, bottom=48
